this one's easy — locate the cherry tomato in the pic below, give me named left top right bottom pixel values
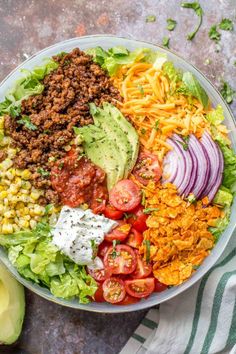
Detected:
left=94, top=284, right=105, bottom=302
left=98, top=241, right=111, bottom=258
left=104, top=244, right=137, bottom=274
left=154, top=279, right=168, bottom=292
left=102, top=277, right=126, bottom=303
left=104, top=204, right=124, bottom=220
left=128, top=206, right=148, bottom=233
left=133, top=152, right=162, bottom=186
left=132, top=256, right=152, bottom=279
left=126, top=228, right=143, bottom=249
left=124, top=278, right=155, bottom=298
left=87, top=264, right=112, bottom=282
left=109, top=180, right=141, bottom=212
left=116, top=294, right=140, bottom=305
left=92, top=200, right=106, bottom=214
left=105, top=220, right=131, bottom=242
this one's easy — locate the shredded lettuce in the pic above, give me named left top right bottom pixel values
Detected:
left=213, top=186, right=233, bottom=207
left=206, top=105, right=224, bottom=125
left=86, top=46, right=167, bottom=76
left=0, top=224, right=97, bottom=303
left=182, top=72, right=209, bottom=108
left=0, top=59, right=58, bottom=116
left=163, top=61, right=182, bottom=83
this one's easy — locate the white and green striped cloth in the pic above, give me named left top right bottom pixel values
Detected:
left=120, top=233, right=236, bottom=354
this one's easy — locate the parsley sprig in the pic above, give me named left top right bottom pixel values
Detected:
left=181, top=2, right=203, bottom=40
left=167, top=18, right=177, bottom=31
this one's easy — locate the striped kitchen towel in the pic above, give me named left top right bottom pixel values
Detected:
left=120, top=233, right=236, bottom=354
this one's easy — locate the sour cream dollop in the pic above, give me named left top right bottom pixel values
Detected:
left=52, top=206, right=117, bottom=265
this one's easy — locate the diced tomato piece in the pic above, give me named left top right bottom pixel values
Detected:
left=102, top=277, right=126, bottom=303
left=109, top=180, right=141, bottom=211
left=126, top=228, right=143, bottom=248
left=105, top=220, right=131, bottom=242
left=124, top=278, right=155, bottom=298
left=132, top=256, right=152, bottom=279
left=87, top=260, right=112, bottom=282
left=133, top=151, right=162, bottom=186
left=94, top=284, right=105, bottom=302
left=154, top=279, right=168, bottom=292
left=128, top=206, right=148, bottom=233
left=104, top=244, right=137, bottom=275
left=98, top=241, right=111, bottom=258
left=104, top=204, right=124, bottom=220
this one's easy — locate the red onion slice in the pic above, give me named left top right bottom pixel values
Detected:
left=188, top=134, right=210, bottom=199
left=162, top=148, right=179, bottom=183
left=200, top=131, right=224, bottom=202
left=172, top=135, right=193, bottom=195
left=165, top=138, right=186, bottom=191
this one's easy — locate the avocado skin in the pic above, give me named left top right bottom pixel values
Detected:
left=0, top=262, right=25, bottom=345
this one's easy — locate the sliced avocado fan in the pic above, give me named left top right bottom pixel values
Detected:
left=0, top=262, right=25, bottom=345
left=74, top=103, right=139, bottom=191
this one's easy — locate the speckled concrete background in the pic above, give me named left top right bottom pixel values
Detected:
left=0, top=1, right=235, bottom=353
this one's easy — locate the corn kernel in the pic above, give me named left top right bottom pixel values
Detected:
left=16, top=201, right=25, bottom=209
left=1, top=179, right=10, bottom=186
left=32, top=205, right=44, bottom=216
left=23, top=207, right=30, bottom=215
left=24, top=215, right=31, bottom=221
left=20, top=189, right=29, bottom=195
left=30, top=191, right=40, bottom=200
left=0, top=205, right=4, bottom=215
left=18, top=219, right=29, bottom=229
left=2, top=223, right=13, bottom=234
left=0, top=158, right=13, bottom=171
left=12, top=223, right=20, bottom=232
left=9, top=184, right=19, bottom=194
left=0, top=186, right=4, bottom=192
left=0, top=191, right=7, bottom=199
left=0, top=117, right=4, bottom=129
left=29, top=219, right=37, bottom=229
left=8, top=149, right=17, bottom=158
left=19, top=195, right=30, bottom=203
left=4, top=210, right=15, bottom=218
left=5, top=170, right=15, bottom=180
left=3, top=198, right=9, bottom=206
left=21, top=181, right=31, bottom=190
left=21, top=169, right=31, bottom=180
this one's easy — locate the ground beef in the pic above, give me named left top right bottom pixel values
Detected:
left=4, top=48, right=121, bottom=203
left=0, top=150, right=7, bottom=162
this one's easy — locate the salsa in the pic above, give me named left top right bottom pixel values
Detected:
left=51, top=150, right=108, bottom=212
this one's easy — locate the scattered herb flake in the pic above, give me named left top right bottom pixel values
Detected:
left=91, top=239, right=98, bottom=260
left=219, top=18, right=234, bottom=31
left=137, top=85, right=144, bottom=96
left=143, top=207, right=159, bottom=214
left=9, top=105, right=21, bottom=118
left=154, top=119, right=160, bottom=131
left=220, top=81, right=236, bottom=104
left=37, top=168, right=50, bottom=177
left=187, top=194, right=196, bottom=204
left=17, top=115, right=37, bottom=131
left=181, top=2, right=203, bottom=40
left=209, top=25, right=221, bottom=43
left=193, top=265, right=200, bottom=270
left=45, top=204, right=53, bottom=214
left=167, top=18, right=177, bottom=31
left=146, top=15, right=156, bottom=23
left=141, top=128, right=146, bottom=135
left=123, top=212, right=136, bottom=220
left=141, top=190, right=146, bottom=206
left=58, top=162, right=64, bottom=170
left=162, top=37, right=170, bottom=48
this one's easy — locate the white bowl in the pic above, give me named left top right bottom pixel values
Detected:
left=0, top=35, right=235, bottom=313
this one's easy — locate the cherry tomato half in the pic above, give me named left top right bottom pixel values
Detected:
left=105, top=220, right=131, bottom=242
left=154, top=279, right=168, bottom=292
left=102, top=277, right=126, bottom=304
left=116, top=294, right=140, bottom=305
left=98, top=241, right=111, bottom=258
left=94, top=284, right=105, bottom=302
left=109, top=180, right=141, bottom=212
left=133, top=151, right=162, bottom=186
left=132, top=256, right=152, bottom=279
left=126, top=228, right=143, bottom=249
left=104, top=244, right=137, bottom=275
left=87, top=264, right=112, bottom=282
left=124, top=278, right=155, bottom=298
left=128, top=206, right=148, bottom=233
left=104, top=204, right=124, bottom=220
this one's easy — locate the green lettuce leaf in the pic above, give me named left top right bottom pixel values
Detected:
left=87, top=46, right=167, bottom=76
left=213, top=186, right=233, bottom=207
left=163, top=61, right=182, bottom=83
left=0, top=225, right=97, bottom=303
left=217, top=142, right=236, bottom=191
left=0, top=59, right=58, bottom=116
left=206, top=105, right=224, bottom=125
left=209, top=214, right=230, bottom=241
left=182, top=72, right=209, bottom=108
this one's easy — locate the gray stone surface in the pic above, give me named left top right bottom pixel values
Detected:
left=0, top=0, right=235, bottom=353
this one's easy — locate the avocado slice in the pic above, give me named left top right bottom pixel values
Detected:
left=0, top=262, right=25, bottom=345
left=102, top=103, right=139, bottom=171
left=90, top=103, right=132, bottom=178
left=79, top=125, right=124, bottom=190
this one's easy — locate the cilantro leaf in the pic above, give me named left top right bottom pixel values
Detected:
left=146, top=15, right=156, bottom=23
left=220, top=81, right=236, bottom=104
left=167, top=18, right=177, bottom=31
left=17, top=115, right=37, bottom=131
left=209, top=25, right=221, bottom=43
left=181, top=2, right=203, bottom=40
left=219, top=18, right=234, bottom=31
left=143, top=207, right=159, bottom=214
left=162, top=37, right=170, bottom=48
left=37, top=168, right=50, bottom=177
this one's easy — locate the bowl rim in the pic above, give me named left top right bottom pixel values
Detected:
left=0, top=34, right=235, bottom=313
